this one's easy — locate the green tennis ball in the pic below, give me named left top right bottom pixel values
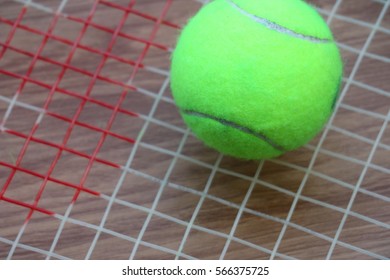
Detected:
left=171, top=0, right=343, bottom=160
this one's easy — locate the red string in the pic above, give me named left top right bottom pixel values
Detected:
left=0, top=0, right=176, bottom=221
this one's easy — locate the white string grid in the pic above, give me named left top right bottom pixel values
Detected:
left=0, top=0, right=389, bottom=260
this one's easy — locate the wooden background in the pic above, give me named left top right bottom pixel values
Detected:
left=0, top=0, right=389, bottom=260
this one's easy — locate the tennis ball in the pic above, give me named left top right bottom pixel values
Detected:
left=170, top=0, right=343, bottom=160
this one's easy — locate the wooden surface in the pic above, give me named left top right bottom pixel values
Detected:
left=0, top=0, right=389, bottom=260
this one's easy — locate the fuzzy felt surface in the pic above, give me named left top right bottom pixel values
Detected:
left=170, top=0, right=343, bottom=159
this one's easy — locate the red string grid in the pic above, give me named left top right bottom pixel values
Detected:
left=0, top=0, right=178, bottom=243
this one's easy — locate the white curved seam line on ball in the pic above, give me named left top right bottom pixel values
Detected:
left=182, top=109, right=287, bottom=152
left=227, top=0, right=332, bottom=44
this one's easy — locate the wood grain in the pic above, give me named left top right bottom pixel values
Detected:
left=0, top=0, right=389, bottom=260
